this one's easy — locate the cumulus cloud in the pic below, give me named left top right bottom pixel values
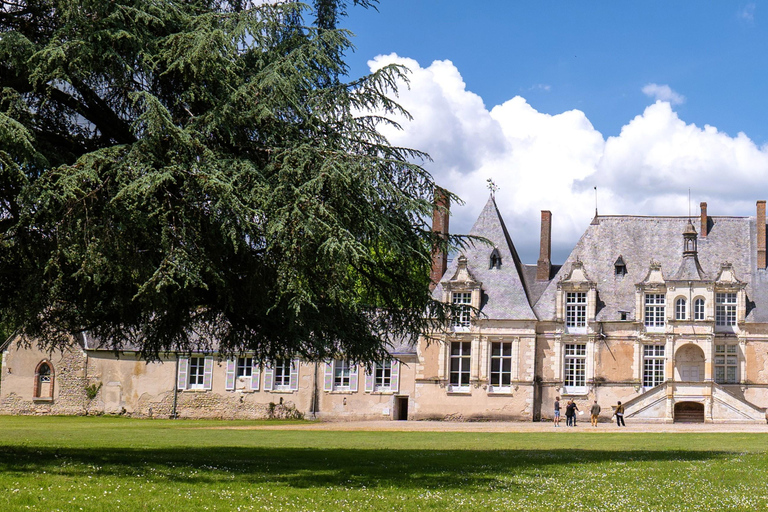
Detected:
left=739, top=2, right=756, bottom=22
left=367, top=54, right=768, bottom=263
left=642, top=83, right=686, bottom=105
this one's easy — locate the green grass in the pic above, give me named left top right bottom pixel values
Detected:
left=0, top=417, right=766, bottom=511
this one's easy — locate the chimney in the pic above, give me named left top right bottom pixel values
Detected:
left=700, top=202, right=708, bottom=238
left=537, top=210, right=552, bottom=281
left=429, top=188, right=450, bottom=290
left=758, top=200, right=766, bottom=269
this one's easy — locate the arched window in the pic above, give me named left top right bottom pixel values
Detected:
left=34, top=361, right=54, bottom=399
left=694, top=298, right=705, bottom=321
left=675, top=298, right=687, bottom=320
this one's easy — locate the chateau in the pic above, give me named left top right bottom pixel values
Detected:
left=3, top=194, right=768, bottom=423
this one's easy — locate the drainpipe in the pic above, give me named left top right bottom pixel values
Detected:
left=171, top=354, right=179, bottom=419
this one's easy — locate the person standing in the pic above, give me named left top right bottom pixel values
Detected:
left=565, top=399, right=578, bottom=426
left=554, top=397, right=561, bottom=427
left=590, top=400, right=601, bottom=427
left=615, top=401, right=626, bottom=427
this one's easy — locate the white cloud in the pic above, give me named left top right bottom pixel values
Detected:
left=739, top=2, right=756, bottom=21
left=367, top=54, right=768, bottom=263
left=642, top=83, right=686, bottom=105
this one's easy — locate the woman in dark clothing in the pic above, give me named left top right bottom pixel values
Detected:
left=565, top=400, right=578, bottom=426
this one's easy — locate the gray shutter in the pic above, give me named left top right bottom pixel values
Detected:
left=364, top=367, right=374, bottom=392
left=323, top=362, right=333, bottom=391
left=264, top=364, right=274, bottom=391
left=251, top=360, right=260, bottom=391
left=177, top=357, right=189, bottom=390
left=289, top=359, right=299, bottom=391
left=203, top=356, right=214, bottom=390
left=225, top=359, right=236, bottom=391
left=349, top=363, right=359, bottom=392
left=390, top=359, right=400, bottom=393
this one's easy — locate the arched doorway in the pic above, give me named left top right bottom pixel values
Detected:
left=34, top=361, right=54, bottom=399
left=674, top=401, right=704, bottom=423
left=675, top=344, right=705, bottom=382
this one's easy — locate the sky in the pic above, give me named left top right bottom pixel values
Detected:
left=341, top=1, right=768, bottom=263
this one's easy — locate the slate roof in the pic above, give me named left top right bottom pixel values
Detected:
left=433, top=195, right=538, bottom=320
left=533, top=215, right=768, bottom=322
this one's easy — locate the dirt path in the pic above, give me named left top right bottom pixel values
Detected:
left=205, top=419, right=768, bottom=433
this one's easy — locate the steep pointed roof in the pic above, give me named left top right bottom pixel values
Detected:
left=433, top=195, right=536, bottom=320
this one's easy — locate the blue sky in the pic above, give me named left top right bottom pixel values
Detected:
left=341, top=1, right=768, bottom=263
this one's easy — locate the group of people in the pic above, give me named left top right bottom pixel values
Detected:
left=553, top=397, right=626, bottom=427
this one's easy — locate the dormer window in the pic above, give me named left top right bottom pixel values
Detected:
left=452, top=292, right=472, bottom=328
left=489, top=248, right=502, bottom=269
left=715, top=293, right=737, bottom=327
left=644, top=294, right=666, bottom=328
left=565, top=292, right=587, bottom=328
left=614, top=256, right=627, bottom=276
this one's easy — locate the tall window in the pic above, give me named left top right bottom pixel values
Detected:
left=449, top=341, right=471, bottom=390
left=714, top=345, right=738, bottom=384
left=237, top=357, right=253, bottom=378
left=565, top=292, right=587, bottom=328
left=694, top=298, right=705, bottom=321
left=643, top=345, right=665, bottom=388
left=675, top=298, right=687, bottom=320
left=333, top=359, right=351, bottom=388
left=563, top=344, right=586, bottom=391
left=452, top=292, right=472, bottom=328
left=490, top=341, right=513, bottom=391
left=274, top=360, right=291, bottom=389
left=188, top=356, right=205, bottom=389
left=34, top=361, right=54, bottom=399
left=715, top=293, right=737, bottom=327
left=374, top=362, right=392, bottom=390
left=644, top=294, right=666, bottom=328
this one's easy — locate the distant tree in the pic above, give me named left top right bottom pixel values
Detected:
left=0, top=0, right=462, bottom=361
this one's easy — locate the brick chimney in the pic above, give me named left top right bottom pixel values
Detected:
left=758, top=200, right=766, bottom=269
left=429, top=188, right=450, bottom=290
left=536, top=210, right=552, bottom=281
left=700, top=202, right=708, bottom=238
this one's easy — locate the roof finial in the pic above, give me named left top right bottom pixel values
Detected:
left=594, top=186, right=598, bottom=217
left=486, top=178, right=499, bottom=198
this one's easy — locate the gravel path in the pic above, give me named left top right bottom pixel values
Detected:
left=209, top=419, right=768, bottom=433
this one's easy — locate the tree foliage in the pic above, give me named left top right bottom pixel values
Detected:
left=0, top=0, right=462, bottom=362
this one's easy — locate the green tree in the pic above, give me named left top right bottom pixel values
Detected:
left=0, top=0, right=462, bottom=362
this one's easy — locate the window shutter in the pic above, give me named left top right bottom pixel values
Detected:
left=225, top=359, right=236, bottom=391
left=390, top=360, right=400, bottom=393
left=364, top=367, right=374, bottom=393
left=177, top=357, right=189, bottom=390
left=289, top=359, right=300, bottom=391
left=203, top=356, right=214, bottom=390
left=251, top=360, right=260, bottom=391
left=349, top=364, right=359, bottom=392
left=323, top=362, right=333, bottom=391
left=264, top=364, right=274, bottom=391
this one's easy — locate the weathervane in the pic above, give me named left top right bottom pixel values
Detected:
left=486, top=178, right=499, bottom=198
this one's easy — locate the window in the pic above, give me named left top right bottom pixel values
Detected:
left=694, top=298, right=705, bottom=321
left=34, top=361, right=54, bottom=399
left=614, top=256, right=627, bottom=276
left=644, top=294, right=666, bottom=328
left=715, top=345, right=738, bottom=384
left=715, top=293, right=737, bottom=327
left=237, top=357, right=253, bottom=378
left=334, top=359, right=351, bottom=388
left=675, top=298, right=687, bottom=320
left=188, top=356, right=205, bottom=389
left=643, top=345, right=665, bottom=388
left=565, top=292, right=587, bottom=328
left=563, top=344, right=586, bottom=392
left=273, top=360, right=291, bottom=390
left=449, top=341, right=471, bottom=391
left=452, top=292, right=472, bottom=328
left=489, top=342, right=513, bottom=391
left=374, top=362, right=392, bottom=390
left=489, top=248, right=502, bottom=269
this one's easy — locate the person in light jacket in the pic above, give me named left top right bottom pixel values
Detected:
left=590, top=400, right=601, bottom=427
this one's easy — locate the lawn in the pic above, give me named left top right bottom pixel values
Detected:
left=0, top=417, right=766, bottom=511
